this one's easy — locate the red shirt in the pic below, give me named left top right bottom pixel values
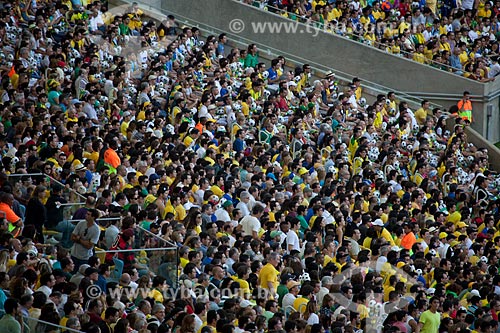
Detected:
left=106, top=236, right=135, bottom=269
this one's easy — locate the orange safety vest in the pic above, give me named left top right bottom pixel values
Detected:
left=457, top=99, right=472, bottom=122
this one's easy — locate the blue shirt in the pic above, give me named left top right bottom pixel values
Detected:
left=449, top=55, right=462, bottom=70
left=96, top=275, right=107, bottom=293
left=165, top=61, right=173, bottom=72
left=267, top=68, right=278, bottom=81
left=0, top=289, right=6, bottom=315
left=233, top=137, right=245, bottom=152
left=217, top=43, right=225, bottom=56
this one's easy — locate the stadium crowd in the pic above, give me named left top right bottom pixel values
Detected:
left=0, top=1, right=499, bottom=333
left=248, top=0, right=500, bottom=80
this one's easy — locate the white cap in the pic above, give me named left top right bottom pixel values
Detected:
left=239, top=300, right=253, bottom=308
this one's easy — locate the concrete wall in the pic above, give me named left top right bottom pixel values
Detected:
left=158, top=0, right=500, bottom=142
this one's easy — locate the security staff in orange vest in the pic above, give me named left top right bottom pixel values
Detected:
left=457, top=91, right=472, bottom=123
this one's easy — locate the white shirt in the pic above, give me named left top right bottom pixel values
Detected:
left=317, top=286, right=330, bottom=305
left=240, top=215, right=261, bottom=237
left=282, top=293, right=297, bottom=313
left=489, top=63, right=500, bottom=78
left=83, top=103, right=98, bottom=120
left=286, top=230, right=300, bottom=252
left=469, top=30, right=479, bottom=41
left=376, top=255, right=387, bottom=273
left=37, top=285, right=52, bottom=298
left=89, top=16, right=99, bottom=32
left=198, top=105, right=209, bottom=119
left=307, top=313, right=320, bottom=325
left=236, top=201, right=250, bottom=217
left=214, top=208, right=231, bottom=222
left=105, top=224, right=120, bottom=249
left=461, top=0, right=474, bottom=9
left=194, top=314, right=203, bottom=332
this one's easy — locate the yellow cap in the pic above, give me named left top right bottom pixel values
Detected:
left=439, top=232, right=448, bottom=239
left=298, top=167, right=308, bottom=176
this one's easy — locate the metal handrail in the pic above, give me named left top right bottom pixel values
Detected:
left=23, top=315, right=83, bottom=333
left=95, top=247, right=177, bottom=252
left=7, top=173, right=86, bottom=201
left=138, top=225, right=178, bottom=248
left=124, top=0, right=445, bottom=110
left=56, top=202, right=86, bottom=207
left=67, top=217, right=122, bottom=223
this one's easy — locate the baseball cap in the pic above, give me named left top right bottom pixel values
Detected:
left=270, top=230, right=282, bottom=238
left=266, top=173, right=277, bottom=181
left=372, top=219, right=384, bottom=226
left=149, top=173, right=160, bottom=182
left=239, top=300, right=253, bottom=308
left=439, top=232, right=448, bottom=239
left=85, top=267, right=98, bottom=276
left=287, top=280, right=301, bottom=289
left=222, top=200, right=233, bottom=208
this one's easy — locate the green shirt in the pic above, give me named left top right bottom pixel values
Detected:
left=277, top=284, right=289, bottom=307
left=419, top=310, right=440, bottom=333
left=119, top=23, right=131, bottom=35
left=0, top=314, right=22, bottom=333
left=297, top=215, right=309, bottom=234
left=140, top=220, right=152, bottom=231
left=244, top=53, right=259, bottom=68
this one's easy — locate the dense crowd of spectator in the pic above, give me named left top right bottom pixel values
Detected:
left=246, top=0, right=500, bottom=80
left=0, top=1, right=499, bottom=333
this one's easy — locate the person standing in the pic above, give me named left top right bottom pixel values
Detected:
left=70, top=209, right=101, bottom=273
left=259, top=252, right=281, bottom=300
left=23, top=185, right=47, bottom=241
left=457, top=91, right=472, bottom=123
left=417, top=296, right=441, bottom=333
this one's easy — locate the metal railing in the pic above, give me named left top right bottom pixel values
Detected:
left=137, top=226, right=180, bottom=287
left=23, top=316, right=83, bottom=333
left=7, top=172, right=88, bottom=222
left=67, top=217, right=122, bottom=223
left=95, top=245, right=179, bottom=288
left=138, top=225, right=177, bottom=248
left=8, top=173, right=86, bottom=201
